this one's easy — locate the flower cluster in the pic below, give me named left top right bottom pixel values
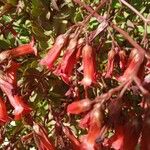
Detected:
left=40, top=30, right=97, bottom=88
left=0, top=39, right=36, bottom=123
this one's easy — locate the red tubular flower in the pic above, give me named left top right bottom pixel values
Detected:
left=80, top=103, right=103, bottom=150
left=107, top=126, right=124, bottom=150
left=62, top=126, right=81, bottom=150
left=141, top=109, right=150, bottom=150
left=0, top=63, right=31, bottom=120
left=0, top=97, right=9, bottom=125
left=53, top=37, right=78, bottom=84
left=0, top=38, right=37, bottom=59
left=67, top=99, right=92, bottom=114
left=9, top=95, right=32, bottom=120
left=40, top=33, right=69, bottom=70
left=80, top=44, right=97, bottom=87
left=5, top=61, right=20, bottom=87
left=118, top=48, right=144, bottom=82
left=33, top=123, right=55, bottom=150
left=105, top=49, right=116, bottom=78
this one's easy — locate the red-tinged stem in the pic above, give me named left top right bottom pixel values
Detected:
left=73, top=0, right=146, bottom=55
left=134, top=76, right=149, bottom=95
left=73, top=0, right=105, bottom=22
left=120, top=0, right=150, bottom=24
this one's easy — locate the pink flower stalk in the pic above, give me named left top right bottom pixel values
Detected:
left=53, top=37, right=78, bottom=84
left=118, top=48, right=144, bottom=82
left=105, top=49, right=116, bottom=78
left=67, top=99, right=92, bottom=114
left=141, top=109, right=150, bottom=150
left=80, top=44, right=97, bottom=87
left=0, top=97, right=9, bottom=124
left=62, top=126, right=81, bottom=150
left=33, top=123, right=55, bottom=150
left=40, top=33, right=69, bottom=70
left=80, top=103, right=103, bottom=150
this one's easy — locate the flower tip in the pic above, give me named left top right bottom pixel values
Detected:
left=80, top=78, right=92, bottom=87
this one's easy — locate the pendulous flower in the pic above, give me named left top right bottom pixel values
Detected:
left=80, top=103, right=103, bottom=150
left=67, top=99, right=92, bottom=114
left=53, top=37, right=78, bottom=84
left=80, top=44, right=97, bottom=87
left=0, top=38, right=37, bottom=61
left=40, top=33, right=69, bottom=70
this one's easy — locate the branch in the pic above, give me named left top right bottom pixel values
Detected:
left=73, top=0, right=146, bottom=55
left=120, top=0, right=150, bottom=24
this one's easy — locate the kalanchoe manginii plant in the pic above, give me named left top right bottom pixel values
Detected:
left=0, top=0, right=150, bottom=149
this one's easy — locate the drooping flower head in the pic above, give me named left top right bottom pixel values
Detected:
left=40, top=33, right=69, bottom=70
left=118, top=48, right=144, bottom=82
left=67, top=99, right=92, bottom=114
left=53, top=37, right=78, bottom=84
left=80, top=103, right=103, bottom=150
left=0, top=38, right=37, bottom=62
left=80, top=44, right=97, bottom=87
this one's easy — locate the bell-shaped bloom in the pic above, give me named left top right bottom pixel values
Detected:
left=80, top=103, right=103, bottom=150
left=62, top=126, right=81, bottom=149
left=0, top=72, right=32, bottom=120
left=33, top=123, right=55, bottom=150
left=80, top=44, right=97, bottom=87
left=8, top=95, right=32, bottom=120
left=141, top=109, right=150, bottom=150
left=40, top=33, right=69, bottom=70
left=105, top=49, right=116, bottom=78
left=53, top=38, right=78, bottom=84
left=67, top=99, right=92, bottom=114
left=0, top=38, right=37, bottom=61
left=0, top=97, right=9, bottom=125
left=118, top=48, right=144, bottom=82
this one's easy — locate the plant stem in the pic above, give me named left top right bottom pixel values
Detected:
left=120, top=0, right=150, bottom=24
